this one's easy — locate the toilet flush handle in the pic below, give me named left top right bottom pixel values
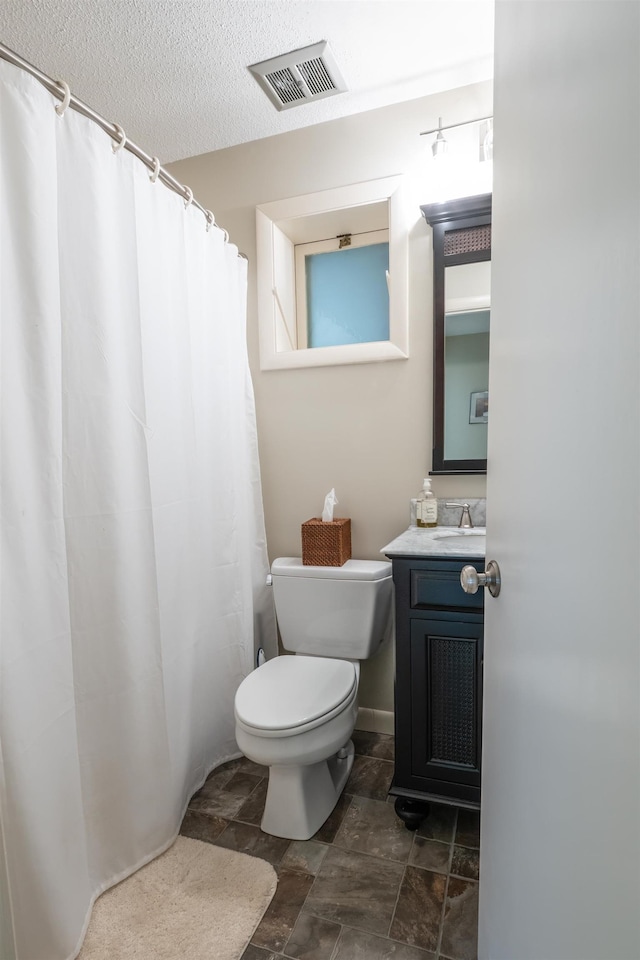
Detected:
left=266, top=574, right=273, bottom=587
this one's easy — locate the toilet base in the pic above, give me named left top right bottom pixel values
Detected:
left=260, top=739, right=355, bottom=840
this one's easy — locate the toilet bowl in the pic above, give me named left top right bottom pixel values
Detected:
left=234, top=557, right=392, bottom=840
left=235, top=654, right=359, bottom=839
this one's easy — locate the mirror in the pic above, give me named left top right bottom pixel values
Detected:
left=444, top=261, right=490, bottom=460
left=421, top=194, right=491, bottom=474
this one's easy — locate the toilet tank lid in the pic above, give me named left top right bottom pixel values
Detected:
left=272, top=557, right=391, bottom=581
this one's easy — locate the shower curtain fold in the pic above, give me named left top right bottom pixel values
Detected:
left=0, top=58, right=275, bottom=960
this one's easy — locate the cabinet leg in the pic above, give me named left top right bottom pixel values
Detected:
left=394, top=796, right=431, bottom=831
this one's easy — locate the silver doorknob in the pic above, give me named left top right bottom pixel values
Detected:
left=460, top=560, right=501, bottom=598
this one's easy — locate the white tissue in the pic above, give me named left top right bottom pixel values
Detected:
left=322, top=488, right=338, bottom=522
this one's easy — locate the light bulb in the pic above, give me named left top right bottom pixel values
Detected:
left=432, top=130, right=448, bottom=159
left=482, top=121, right=493, bottom=162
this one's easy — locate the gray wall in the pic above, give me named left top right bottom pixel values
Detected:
left=445, top=331, right=489, bottom=460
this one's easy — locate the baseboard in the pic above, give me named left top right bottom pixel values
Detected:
left=355, top=707, right=394, bottom=735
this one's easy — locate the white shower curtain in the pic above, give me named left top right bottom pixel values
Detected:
left=0, top=59, right=275, bottom=960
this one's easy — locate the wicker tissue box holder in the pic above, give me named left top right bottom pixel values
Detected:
left=301, top=517, right=351, bottom=567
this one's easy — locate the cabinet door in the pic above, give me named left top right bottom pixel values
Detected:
left=410, top=617, right=483, bottom=789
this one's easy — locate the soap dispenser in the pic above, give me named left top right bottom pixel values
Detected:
left=416, top=478, right=438, bottom=528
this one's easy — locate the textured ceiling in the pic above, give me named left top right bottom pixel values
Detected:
left=0, top=1, right=494, bottom=163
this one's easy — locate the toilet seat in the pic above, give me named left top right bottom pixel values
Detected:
left=235, top=655, right=357, bottom=739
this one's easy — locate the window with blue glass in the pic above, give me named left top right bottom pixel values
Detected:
left=295, top=231, right=390, bottom=349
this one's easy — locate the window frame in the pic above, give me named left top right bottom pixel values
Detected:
left=255, top=176, right=409, bottom=370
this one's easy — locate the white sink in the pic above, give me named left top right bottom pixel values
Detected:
left=426, top=527, right=486, bottom=540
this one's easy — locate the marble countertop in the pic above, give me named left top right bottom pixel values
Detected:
left=381, top=526, right=486, bottom=559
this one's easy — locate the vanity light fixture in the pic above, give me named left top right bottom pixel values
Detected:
left=421, top=114, right=494, bottom=160
left=480, top=119, right=493, bottom=162
left=431, top=118, right=448, bottom=159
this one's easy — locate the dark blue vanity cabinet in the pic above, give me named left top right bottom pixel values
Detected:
left=388, top=555, right=483, bottom=828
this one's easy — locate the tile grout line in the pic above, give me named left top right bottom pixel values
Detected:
left=380, top=825, right=453, bottom=955
left=434, top=807, right=459, bottom=960
left=279, top=794, right=355, bottom=960
left=248, top=821, right=456, bottom=952
left=231, top=737, right=473, bottom=960
left=385, top=854, right=409, bottom=942
left=232, top=772, right=269, bottom=827
left=326, top=923, right=347, bottom=960
left=280, top=746, right=395, bottom=957
left=309, top=916, right=443, bottom=960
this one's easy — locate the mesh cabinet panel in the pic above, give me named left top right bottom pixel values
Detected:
left=429, top=637, right=476, bottom=767
left=444, top=224, right=491, bottom=257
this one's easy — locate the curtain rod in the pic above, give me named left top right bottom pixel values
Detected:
left=0, top=41, right=246, bottom=259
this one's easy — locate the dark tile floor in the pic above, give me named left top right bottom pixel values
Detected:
left=180, top=732, right=479, bottom=960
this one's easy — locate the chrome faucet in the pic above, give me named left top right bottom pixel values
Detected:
left=446, top=502, right=474, bottom=529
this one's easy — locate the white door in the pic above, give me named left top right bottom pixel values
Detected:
left=479, top=3, right=640, bottom=959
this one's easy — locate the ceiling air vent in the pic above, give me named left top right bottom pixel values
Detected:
left=248, top=41, right=347, bottom=111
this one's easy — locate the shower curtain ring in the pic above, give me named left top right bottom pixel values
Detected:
left=222, top=228, right=229, bottom=243
left=54, top=80, right=71, bottom=117
left=205, top=210, right=215, bottom=232
left=111, top=124, right=127, bottom=153
left=183, top=187, right=193, bottom=209
left=149, top=157, right=161, bottom=183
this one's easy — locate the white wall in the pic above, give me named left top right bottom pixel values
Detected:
left=168, top=81, right=492, bottom=715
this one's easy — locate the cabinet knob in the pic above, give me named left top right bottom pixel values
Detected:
left=461, top=561, right=501, bottom=598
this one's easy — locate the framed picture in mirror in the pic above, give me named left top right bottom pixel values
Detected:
left=469, top=391, right=489, bottom=424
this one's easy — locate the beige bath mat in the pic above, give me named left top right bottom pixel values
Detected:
left=78, top=836, right=277, bottom=960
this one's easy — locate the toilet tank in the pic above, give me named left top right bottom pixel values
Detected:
left=271, top=557, right=393, bottom=659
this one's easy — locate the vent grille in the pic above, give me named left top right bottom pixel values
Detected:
left=249, top=41, right=347, bottom=111
left=298, top=57, right=335, bottom=96
left=264, top=67, right=306, bottom=105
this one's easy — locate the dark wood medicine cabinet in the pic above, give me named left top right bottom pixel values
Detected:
left=421, top=194, right=492, bottom=475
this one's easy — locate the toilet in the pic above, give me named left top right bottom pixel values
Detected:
left=234, top=556, right=393, bottom=840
